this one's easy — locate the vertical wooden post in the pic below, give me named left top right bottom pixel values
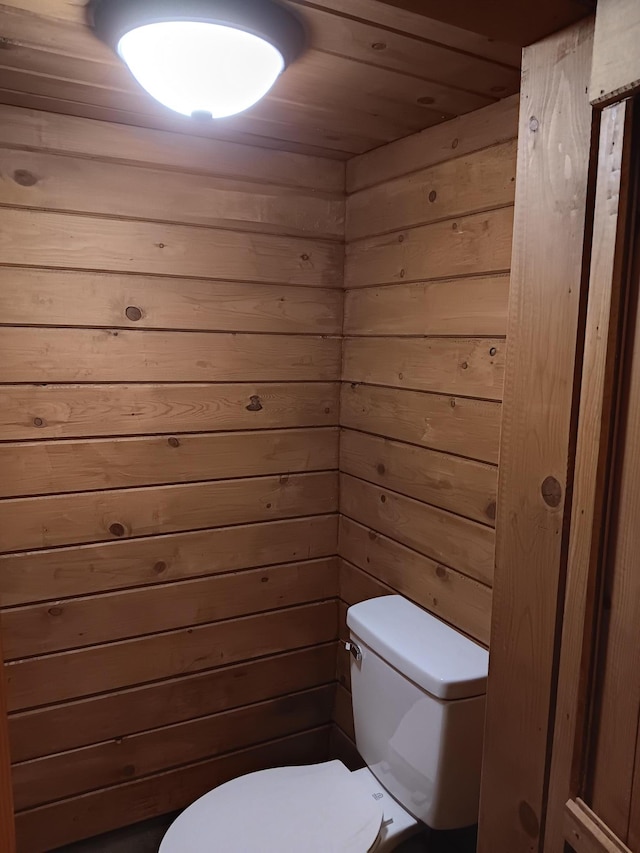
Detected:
left=477, top=18, right=595, bottom=853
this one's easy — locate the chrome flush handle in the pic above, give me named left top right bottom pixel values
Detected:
left=343, top=641, right=362, bottom=662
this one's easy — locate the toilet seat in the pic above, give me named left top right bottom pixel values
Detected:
left=159, top=760, right=384, bottom=853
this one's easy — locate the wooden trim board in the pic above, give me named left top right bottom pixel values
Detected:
left=0, top=625, right=15, bottom=853
left=565, top=800, right=633, bottom=853
left=590, top=0, right=640, bottom=106
left=477, top=18, right=595, bottom=853
left=544, top=100, right=635, bottom=853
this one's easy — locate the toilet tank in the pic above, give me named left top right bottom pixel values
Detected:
left=347, top=595, right=489, bottom=831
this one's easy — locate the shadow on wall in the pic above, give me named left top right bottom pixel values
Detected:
left=53, top=814, right=476, bottom=852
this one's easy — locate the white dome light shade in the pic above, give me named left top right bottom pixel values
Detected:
left=89, top=0, right=305, bottom=120
left=117, top=21, right=285, bottom=118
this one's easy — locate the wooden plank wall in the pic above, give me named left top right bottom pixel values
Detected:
left=0, top=105, right=344, bottom=852
left=334, top=96, right=519, bottom=753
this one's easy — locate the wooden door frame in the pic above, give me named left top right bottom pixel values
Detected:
left=0, top=623, right=16, bottom=853
left=477, top=17, right=596, bottom=853
left=566, top=799, right=634, bottom=853
left=544, top=95, right=640, bottom=853
left=480, top=9, right=640, bottom=848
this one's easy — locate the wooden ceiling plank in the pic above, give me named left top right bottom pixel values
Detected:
left=284, top=2, right=520, bottom=98
left=356, top=0, right=594, bottom=48
left=0, top=4, right=498, bottom=122
left=0, top=0, right=523, bottom=67
left=272, top=51, right=489, bottom=123
left=288, top=0, right=522, bottom=67
left=0, top=2, right=516, bottom=129
left=0, top=3, right=502, bottom=154
left=0, top=26, right=455, bottom=150
left=0, top=0, right=518, bottom=119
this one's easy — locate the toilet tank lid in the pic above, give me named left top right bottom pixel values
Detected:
left=347, top=595, right=488, bottom=700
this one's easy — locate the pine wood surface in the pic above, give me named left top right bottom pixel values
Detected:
left=0, top=101, right=342, bottom=850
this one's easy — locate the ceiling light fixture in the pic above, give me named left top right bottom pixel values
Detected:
left=89, top=0, right=305, bottom=119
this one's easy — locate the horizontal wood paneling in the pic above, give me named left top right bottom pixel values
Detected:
left=337, top=601, right=349, bottom=644
left=0, top=208, right=342, bottom=286
left=340, top=558, right=393, bottom=608
left=0, top=8, right=505, bottom=153
left=9, top=644, right=336, bottom=763
left=0, top=382, right=340, bottom=441
left=343, top=275, right=509, bottom=337
left=2, top=557, right=339, bottom=659
left=0, top=515, right=338, bottom=607
left=15, top=727, right=330, bottom=853
left=335, top=102, right=515, bottom=758
left=0, top=28, right=488, bottom=135
left=364, top=0, right=591, bottom=52
left=292, top=3, right=519, bottom=95
left=338, top=560, right=392, bottom=675
left=329, top=724, right=363, bottom=772
left=340, top=383, right=501, bottom=463
left=0, top=428, right=339, bottom=497
left=0, top=328, right=341, bottom=383
left=0, top=0, right=521, bottom=162
left=336, top=642, right=352, bottom=694
left=0, top=148, right=344, bottom=239
left=333, top=684, right=356, bottom=741
left=0, top=66, right=388, bottom=158
left=346, top=139, right=516, bottom=240
left=343, top=336, right=505, bottom=400
left=0, top=471, right=338, bottom=553
left=340, top=429, right=497, bottom=525
left=333, top=560, right=396, bottom=747
left=0, top=105, right=345, bottom=191
left=340, top=474, right=494, bottom=584
left=6, top=601, right=338, bottom=711
left=0, top=269, right=343, bottom=334
left=0, top=82, right=365, bottom=160
left=346, top=96, right=519, bottom=192
left=339, top=568, right=388, bottom=676
left=299, top=0, right=521, bottom=68
left=13, top=684, right=335, bottom=810
left=345, top=206, right=513, bottom=287
left=0, top=105, right=342, bottom=846
left=0, top=32, right=388, bottom=151
left=339, top=519, right=491, bottom=645
left=0, top=0, right=521, bottom=66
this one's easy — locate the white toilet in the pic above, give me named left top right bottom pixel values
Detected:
left=159, top=595, right=489, bottom=852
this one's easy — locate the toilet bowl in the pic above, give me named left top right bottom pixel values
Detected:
left=160, top=595, right=489, bottom=852
left=159, top=760, right=421, bottom=853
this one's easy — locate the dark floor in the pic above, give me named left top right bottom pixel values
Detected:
left=427, top=826, right=478, bottom=853
left=54, top=815, right=476, bottom=852
left=54, top=815, right=175, bottom=853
